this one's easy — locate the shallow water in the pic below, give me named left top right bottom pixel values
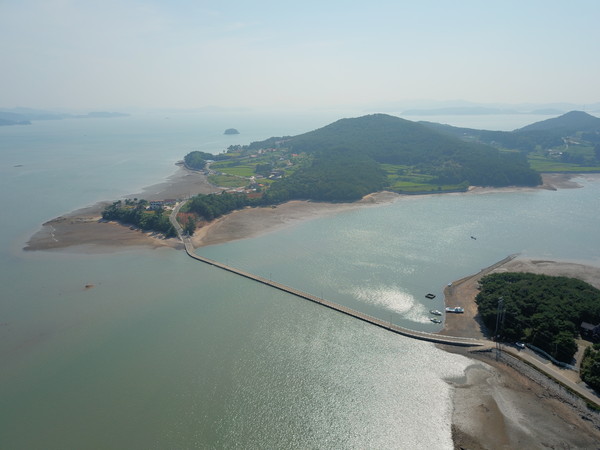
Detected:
left=1, top=112, right=598, bottom=448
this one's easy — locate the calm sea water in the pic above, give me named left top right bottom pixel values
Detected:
left=1, top=112, right=598, bottom=449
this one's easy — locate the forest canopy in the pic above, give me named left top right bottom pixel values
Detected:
left=244, top=114, right=541, bottom=201
left=475, top=272, right=600, bottom=363
left=183, top=151, right=214, bottom=170
left=102, top=199, right=176, bottom=237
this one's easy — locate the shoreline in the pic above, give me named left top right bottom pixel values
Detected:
left=442, top=255, right=600, bottom=448
left=24, top=171, right=595, bottom=253
left=22, top=168, right=600, bottom=447
left=24, top=165, right=220, bottom=252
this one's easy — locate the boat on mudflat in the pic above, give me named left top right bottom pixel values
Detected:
left=445, top=306, right=464, bottom=313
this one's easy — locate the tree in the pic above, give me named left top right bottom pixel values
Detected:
left=476, top=272, right=600, bottom=363
left=581, top=344, right=600, bottom=391
left=184, top=216, right=196, bottom=235
left=184, top=151, right=212, bottom=170
left=101, top=199, right=176, bottom=238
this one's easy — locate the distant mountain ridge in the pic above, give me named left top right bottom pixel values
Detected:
left=402, top=106, right=521, bottom=115
left=0, top=108, right=129, bottom=126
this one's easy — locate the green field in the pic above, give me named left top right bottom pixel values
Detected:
left=527, top=154, right=600, bottom=173
left=207, top=174, right=248, bottom=188
left=210, top=160, right=257, bottom=177
left=380, top=163, right=467, bottom=193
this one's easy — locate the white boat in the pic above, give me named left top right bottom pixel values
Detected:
left=429, top=309, right=442, bottom=316
left=430, top=318, right=442, bottom=324
left=445, top=306, right=464, bottom=313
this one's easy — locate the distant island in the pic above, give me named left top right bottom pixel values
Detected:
left=402, top=106, right=522, bottom=115
left=224, top=128, right=239, bottom=135
left=0, top=108, right=129, bottom=126
left=77, top=111, right=129, bottom=119
left=0, top=116, right=31, bottom=126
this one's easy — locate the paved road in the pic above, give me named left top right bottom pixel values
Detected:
left=499, top=344, right=599, bottom=407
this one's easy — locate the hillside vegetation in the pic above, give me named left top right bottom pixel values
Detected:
left=422, top=111, right=600, bottom=171
left=476, top=272, right=600, bottom=363
left=204, top=113, right=540, bottom=203
left=102, top=199, right=176, bottom=237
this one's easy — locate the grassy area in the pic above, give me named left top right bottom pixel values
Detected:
left=380, top=163, right=465, bottom=193
left=210, top=160, right=257, bottom=177
left=388, top=181, right=466, bottom=193
left=207, top=174, right=248, bottom=188
left=218, top=165, right=256, bottom=177
left=527, top=154, right=600, bottom=173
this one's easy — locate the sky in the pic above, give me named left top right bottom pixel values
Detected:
left=1, top=0, right=600, bottom=111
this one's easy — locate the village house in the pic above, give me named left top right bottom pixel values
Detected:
left=580, top=321, right=600, bottom=342
left=148, top=200, right=164, bottom=210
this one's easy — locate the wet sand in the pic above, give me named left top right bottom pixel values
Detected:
left=450, top=358, right=600, bottom=449
left=24, top=171, right=588, bottom=252
left=24, top=166, right=219, bottom=252
left=443, top=256, right=600, bottom=449
left=24, top=169, right=600, bottom=447
left=191, top=191, right=399, bottom=248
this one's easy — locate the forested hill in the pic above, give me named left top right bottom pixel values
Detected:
left=249, top=114, right=541, bottom=196
left=280, top=114, right=489, bottom=164
left=516, top=110, right=600, bottom=133
left=421, top=110, right=600, bottom=153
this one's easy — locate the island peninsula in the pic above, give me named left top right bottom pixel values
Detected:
left=23, top=112, right=600, bottom=449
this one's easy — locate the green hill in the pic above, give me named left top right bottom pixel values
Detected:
left=239, top=114, right=541, bottom=202
left=421, top=111, right=600, bottom=170
left=517, top=110, right=600, bottom=133
left=423, top=111, right=600, bottom=147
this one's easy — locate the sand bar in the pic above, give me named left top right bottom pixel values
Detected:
left=24, top=166, right=219, bottom=252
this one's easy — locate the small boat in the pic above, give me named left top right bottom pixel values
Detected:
left=425, top=293, right=436, bottom=299
left=429, top=309, right=442, bottom=316
left=445, top=306, right=464, bottom=313
left=430, top=318, right=442, bottom=324
left=471, top=236, right=477, bottom=240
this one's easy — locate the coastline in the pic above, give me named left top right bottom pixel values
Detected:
left=24, top=170, right=592, bottom=253
left=23, top=168, right=600, bottom=446
left=24, top=165, right=219, bottom=252
left=442, top=255, right=600, bottom=449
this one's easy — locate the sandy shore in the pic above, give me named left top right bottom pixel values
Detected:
left=24, top=166, right=219, bottom=252
left=191, top=191, right=399, bottom=247
left=25, top=171, right=591, bottom=252
left=24, top=168, right=600, bottom=447
left=443, top=256, right=600, bottom=449
left=450, top=357, right=600, bottom=449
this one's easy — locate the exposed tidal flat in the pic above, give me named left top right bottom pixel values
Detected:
left=2, top=113, right=600, bottom=448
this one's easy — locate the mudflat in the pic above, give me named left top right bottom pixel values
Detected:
left=24, top=166, right=218, bottom=252
left=442, top=256, right=600, bottom=449
left=23, top=167, right=600, bottom=448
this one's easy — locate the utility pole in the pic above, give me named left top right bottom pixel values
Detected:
left=495, top=297, right=504, bottom=361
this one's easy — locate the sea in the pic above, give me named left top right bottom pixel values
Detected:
left=1, top=110, right=599, bottom=449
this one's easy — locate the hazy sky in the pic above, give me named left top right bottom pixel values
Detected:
left=2, top=0, right=599, bottom=110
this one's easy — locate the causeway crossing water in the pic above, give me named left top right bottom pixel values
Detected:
left=1, top=112, right=599, bottom=448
